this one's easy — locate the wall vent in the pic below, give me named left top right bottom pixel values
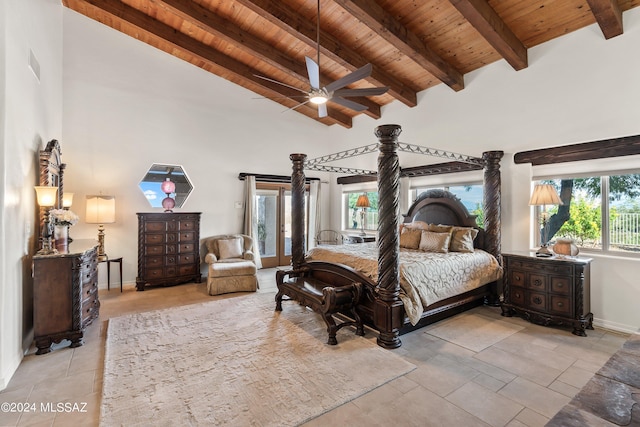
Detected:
left=29, top=49, right=41, bottom=82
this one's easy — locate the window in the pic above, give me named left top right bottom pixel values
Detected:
left=411, top=184, right=484, bottom=228
left=533, top=173, right=640, bottom=255
left=343, top=191, right=378, bottom=232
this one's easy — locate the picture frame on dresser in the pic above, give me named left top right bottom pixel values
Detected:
left=136, top=212, right=202, bottom=291
left=501, top=252, right=593, bottom=336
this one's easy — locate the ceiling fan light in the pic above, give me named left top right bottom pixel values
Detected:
left=309, top=95, right=328, bottom=105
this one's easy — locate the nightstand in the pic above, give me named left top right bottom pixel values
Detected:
left=501, top=252, right=593, bottom=336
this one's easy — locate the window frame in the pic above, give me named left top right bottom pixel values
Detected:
left=531, top=172, right=640, bottom=258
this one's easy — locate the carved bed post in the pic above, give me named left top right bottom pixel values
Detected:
left=482, top=150, right=503, bottom=305
left=290, top=153, right=307, bottom=270
left=374, top=124, right=403, bottom=349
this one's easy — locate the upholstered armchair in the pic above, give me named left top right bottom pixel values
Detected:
left=203, top=234, right=258, bottom=296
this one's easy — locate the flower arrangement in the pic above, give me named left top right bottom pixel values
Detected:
left=49, top=209, right=79, bottom=226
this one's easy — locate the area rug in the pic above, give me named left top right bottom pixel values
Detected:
left=100, top=292, right=415, bottom=426
left=425, top=309, right=525, bottom=352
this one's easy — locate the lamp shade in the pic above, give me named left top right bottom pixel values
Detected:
left=34, top=186, right=58, bottom=207
left=529, top=184, right=563, bottom=206
left=355, top=194, right=371, bottom=208
left=62, top=192, right=74, bottom=208
left=85, top=195, right=116, bottom=224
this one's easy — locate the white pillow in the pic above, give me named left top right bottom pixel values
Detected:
left=218, top=237, right=243, bottom=259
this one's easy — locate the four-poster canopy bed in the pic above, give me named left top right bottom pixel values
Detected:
left=276, top=124, right=503, bottom=348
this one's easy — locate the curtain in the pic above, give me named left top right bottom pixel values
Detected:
left=243, top=175, right=262, bottom=269
left=399, top=176, right=411, bottom=219
left=308, top=180, right=321, bottom=250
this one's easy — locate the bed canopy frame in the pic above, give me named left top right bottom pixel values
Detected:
left=288, top=124, right=503, bottom=348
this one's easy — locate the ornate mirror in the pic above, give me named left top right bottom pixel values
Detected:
left=38, top=140, right=65, bottom=239
left=138, top=164, right=193, bottom=209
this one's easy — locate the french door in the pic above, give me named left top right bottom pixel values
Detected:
left=256, top=184, right=308, bottom=268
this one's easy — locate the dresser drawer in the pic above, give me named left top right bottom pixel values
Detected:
left=179, top=265, right=197, bottom=275
left=145, top=256, right=164, bottom=267
left=144, top=221, right=167, bottom=232
left=179, top=231, right=195, bottom=242
left=551, top=276, right=572, bottom=295
left=528, top=274, right=547, bottom=292
left=179, top=243, right=195, bottom=253
left=509, top=269, right=526, bottom=287
left=510, top=286, right=526, bottom=306
left=178, top=254, right=195, bottom=264
left=550, top=296, right=572, bottom=316
left=145, top=245, right=165, bottom=256
left=145, top=233, right=166, bottom=245
left=179, top=220, right=196, bottom=231
left=526, top=291, right=547, bottom=312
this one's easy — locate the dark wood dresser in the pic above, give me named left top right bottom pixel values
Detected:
left=136, top=212, right=202, bottom=291
left=33, top=240, right=99, bottom=355
left=501, top=252, right=593, bottom=336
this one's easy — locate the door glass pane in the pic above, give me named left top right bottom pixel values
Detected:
left=257, top=191, right=277, bottom=258
left=284, top=192, right=292, bottom=256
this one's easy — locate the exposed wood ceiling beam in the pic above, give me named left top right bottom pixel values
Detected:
left=514, top=134, right=640, bottom=165
left=234, top=0, right=417, bottom=108
left=333, top=0, right=465, bottom=91
left=154, top=0, right=381, bottom=119
left=65, top=0, right=353, bottom=127
left=449, top=0, right=527, bottom=71
left=586, top=0, right=624, bottom=39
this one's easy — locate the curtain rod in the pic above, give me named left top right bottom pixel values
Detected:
left=238, top=173, right=320, bottom=184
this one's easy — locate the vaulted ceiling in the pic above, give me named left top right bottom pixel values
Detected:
left=63, top=0, right=639, bottom=128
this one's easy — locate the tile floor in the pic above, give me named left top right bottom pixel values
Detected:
left=0, top=268, right=629, bottom=427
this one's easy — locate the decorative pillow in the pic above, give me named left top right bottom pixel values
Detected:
left=428, top=223, right=453, bottom=233
left=399, top=227, right=422, bottom=250
left=450, top=227, right=479, bottom=253
left=406, top=220, right=430, bottom=230
left=218, top=237, right=243, bottom=259
left=419, top=231, right=451, bottom=253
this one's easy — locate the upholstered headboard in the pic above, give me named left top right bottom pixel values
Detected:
left=402, top=189, right=486, bottom=249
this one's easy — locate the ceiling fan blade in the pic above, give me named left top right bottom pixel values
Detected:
left=324, top=63, right=373, bottom=93
left=329, top=96, right=368, bottom=112
left=318, top=103, right=328, bottom=118
left=282, top=100, right=311, bottom=113
left=333, top=87, right=389, bottom=97
left=305, top=56, right=320, bottom=89
left=254, top=74, right=307, bottom=94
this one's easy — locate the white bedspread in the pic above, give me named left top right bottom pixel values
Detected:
left=306, top=243, right=503, bottom=325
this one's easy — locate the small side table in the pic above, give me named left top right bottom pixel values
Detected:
left=100, top=256, right=123, bottom=292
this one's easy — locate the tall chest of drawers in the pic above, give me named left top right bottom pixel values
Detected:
left=501, top=252, right=593, bottom=336
left=33, top=240, right=99, bottom=354
left=136, top=212, right=202, bottom=291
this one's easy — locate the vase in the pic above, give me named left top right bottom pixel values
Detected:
left=54, top=225, right=69, bottom=250
left=552, top=238, right=579, bottom=257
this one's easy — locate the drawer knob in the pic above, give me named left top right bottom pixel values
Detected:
left=514, top=292, right=520, bottom=298
left=533, top=296, right=542, bottom=305
left=514, top=275, right=520, bottom=281
left=534, top=279, right=541, bottom=286
left=557, top=302, right=564, bottom=307
left=557, top=283, right=564, bottom=288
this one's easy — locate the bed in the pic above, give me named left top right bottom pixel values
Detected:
left=281, top=124, right=504, bottom=348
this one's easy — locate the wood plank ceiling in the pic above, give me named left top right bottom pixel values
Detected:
left=63, top=0, right=639, bottom=128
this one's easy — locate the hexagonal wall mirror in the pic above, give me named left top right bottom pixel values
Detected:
left=139, top=164, right=193, bottom=209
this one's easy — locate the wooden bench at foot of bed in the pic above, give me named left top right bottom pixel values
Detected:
left=275, top=265, right=365, bottom=345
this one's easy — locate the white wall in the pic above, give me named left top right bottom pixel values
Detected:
left=61, top=6, right=639, bottom=332
left=0, top=0, right=63, bottom=390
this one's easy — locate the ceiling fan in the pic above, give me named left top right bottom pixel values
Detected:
left=256, top=0, right=389, bottom=118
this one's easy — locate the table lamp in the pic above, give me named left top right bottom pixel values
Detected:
left=529, top=184, right=563, bottom=257
left=355, top=193, right=370, bottom=236
left=34, top=186, right=59, bottom=255
left=86, top=195, right=116, bottom=261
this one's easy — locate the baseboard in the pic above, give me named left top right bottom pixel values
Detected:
left=593, top=318, right=639, bottom=335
